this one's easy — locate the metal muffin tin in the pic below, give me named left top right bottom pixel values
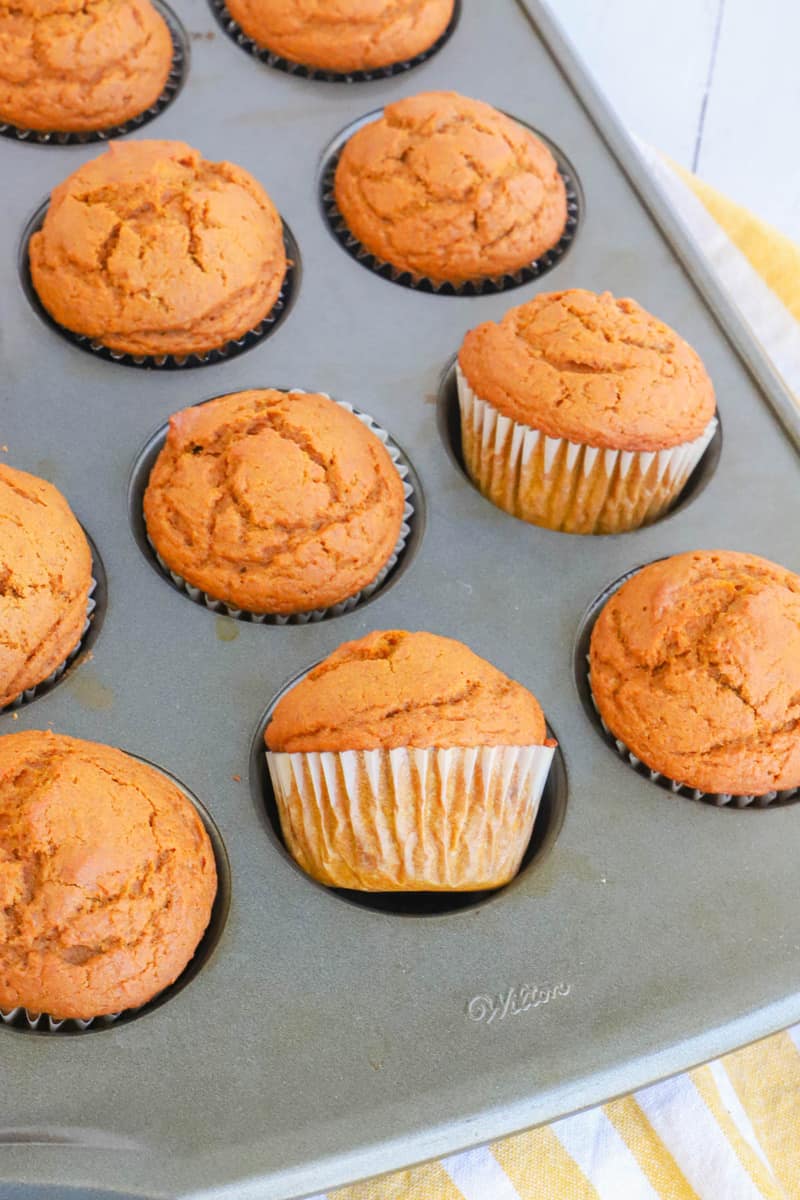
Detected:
left=1, top=1, right=799, bottom=1197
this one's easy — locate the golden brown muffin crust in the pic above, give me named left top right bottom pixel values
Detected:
left=0, top=465, right=92, bottom=709
left=590, top=551, right=800, bottom=795
left=333, top=91, right=567, bottom=285
left=29, top=140, right=287, bottom=358
left=226, top=0, right=454, bottom=72
left=266, top=629, right=547, bottom=751
left=459, top=289, right=716, bottom=451
left=0, top=731, right=217, bottom=1020
left=144, top=390, right=406, bottom=615
left=0, top=0, right=173, bottom=133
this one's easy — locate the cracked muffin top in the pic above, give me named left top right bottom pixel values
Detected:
left=225, top=0, right=454, bottom=73
left=28, top=140, right=287, bottom=358
left=333, top=91, right=567, bottom=285
left=0, top=0, right=173, bottom=133
left=589, top=551, right=800, bottom=796
left=0, top=730, right=217, bottom=1020
left=143, top=389, right=406, bottom=615
left=266, top=630, right=548, bottom=751
left=0, top=464, right=92, bottom=709
left=459, top=289, right=716, bottom=451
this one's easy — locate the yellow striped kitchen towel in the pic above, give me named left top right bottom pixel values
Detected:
left=309, top=159, right=800, bottom=1200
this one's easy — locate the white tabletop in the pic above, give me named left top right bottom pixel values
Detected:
left=552, top=0, right=800, bottom=244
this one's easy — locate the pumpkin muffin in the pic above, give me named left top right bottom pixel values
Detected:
left=333, top=91, right=567, bottom=285
left=0, top=464, right=92, bottom=709
left=589, top=551, right=800, bottom=797
left=0, top=731, right=218, bottom=1021
left=144, top=389, right=407, bottom=616
left=0, top=0, right=173, bottom=134
left=28, top=140, right=287, bottom=359
left=266, top=630, right=555, bottom=890
left=225, top=0, right=454, bottom=73
left=458, top=289, right=718, bottom=534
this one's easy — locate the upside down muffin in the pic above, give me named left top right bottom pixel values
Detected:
left=0, top=0, right=173, bottom=133
left=225, top=0, right=455, bottom=73
left=29, top=140, right=287, bottom=358
left=0, top=464, right=92, bottom=708
left=0, top=731, right=217, bottom=1020
left=333, top=91, right=567, bottom=285
left=457, top=289, right=718, bottom=533
left=266, top=630, right=555, bottom=890
left=144, top=389, right=407, bottom=615
left=589, top=551, right=800, bottom=796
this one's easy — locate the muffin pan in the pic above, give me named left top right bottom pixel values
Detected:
left=2, top=1, right=799, bottom=1198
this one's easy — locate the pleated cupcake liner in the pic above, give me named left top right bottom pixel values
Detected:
left=0, top=1006, right=123, bottom=1033
left=266, top=743, right=555, bottom=891
left=147, top=399, right=414, bottom=624
left=209, top=0, right=461, bottom=82
left=320, top=150, right=580, bottom=295
left=0, top=579, right=96, bottom=715
left=0, top=0, right=187, bottom=146
left=457, top=365, right=718, bottom=533
left=23, top=229, right=297, bottom=370
left=586, top=666, right=800, bottom=809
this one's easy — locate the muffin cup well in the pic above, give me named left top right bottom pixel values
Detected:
left=1, top=579, right=96, bottom=715
left=266, top=743, right=555, bottom=891
left=0, top=0, right=188, bottom=146
left=147, top=401, right=414, bottom=624
left=21, top=209, right=298, bottom=370
left=209, top=0, right=460, bottom=82
left=0, top=1006, right=121, bottom=1032
left=457, top=365, right=718, bottom=534
left=587, top=669, right=799, bottom=809
left=320, top=139, right=580, bottom=296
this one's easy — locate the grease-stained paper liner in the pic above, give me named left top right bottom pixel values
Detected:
left=457, top=365, right=718, bottom=533
left=0, top=3, right=186, bottom=146
left=148, top=400, right=414, bottom=624
left=321, top=153, right=579, bottom=296
left=209, top=0, right=460, bottom=82
left=1, top=579, right=96, bottom=714
left=0, top=1006, right=122, bottom=1033
left=266, top=744, right=555, bottom=891
left=587, top=668, right=799, bottom=809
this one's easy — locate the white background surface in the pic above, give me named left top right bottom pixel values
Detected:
left=551, top=0, right=800, bottom=244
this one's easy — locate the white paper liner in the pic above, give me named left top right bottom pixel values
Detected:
left=457, top=364, right=718, bottom=533
left=266, top=743, right=555, bottom=890
left=0, top=1006, right=121, bottom=1032
left=587, top=666, right=799, bottom=809
left=0, top=578, right=96, bottom=714
left=148, top=398, right=414, bottom=624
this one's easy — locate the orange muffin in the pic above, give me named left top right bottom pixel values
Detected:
left=0, top=464, right=92, bottom=709
left=144, top=390, right=407, bottom=616
left=333, top=91, right=567, bottom=285
left=266, top=630, right=555, bottom=890
left=457, top=289, right=718, bottom=534
left=0, top=0, right=173, bottom=134
left=29, top=140, right=287, bottom=359
left=0, top=731, right=217, bottom=1021
left=225, top=0, right=454, bottom=73
left=589, top=551, right=800, bottom=797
